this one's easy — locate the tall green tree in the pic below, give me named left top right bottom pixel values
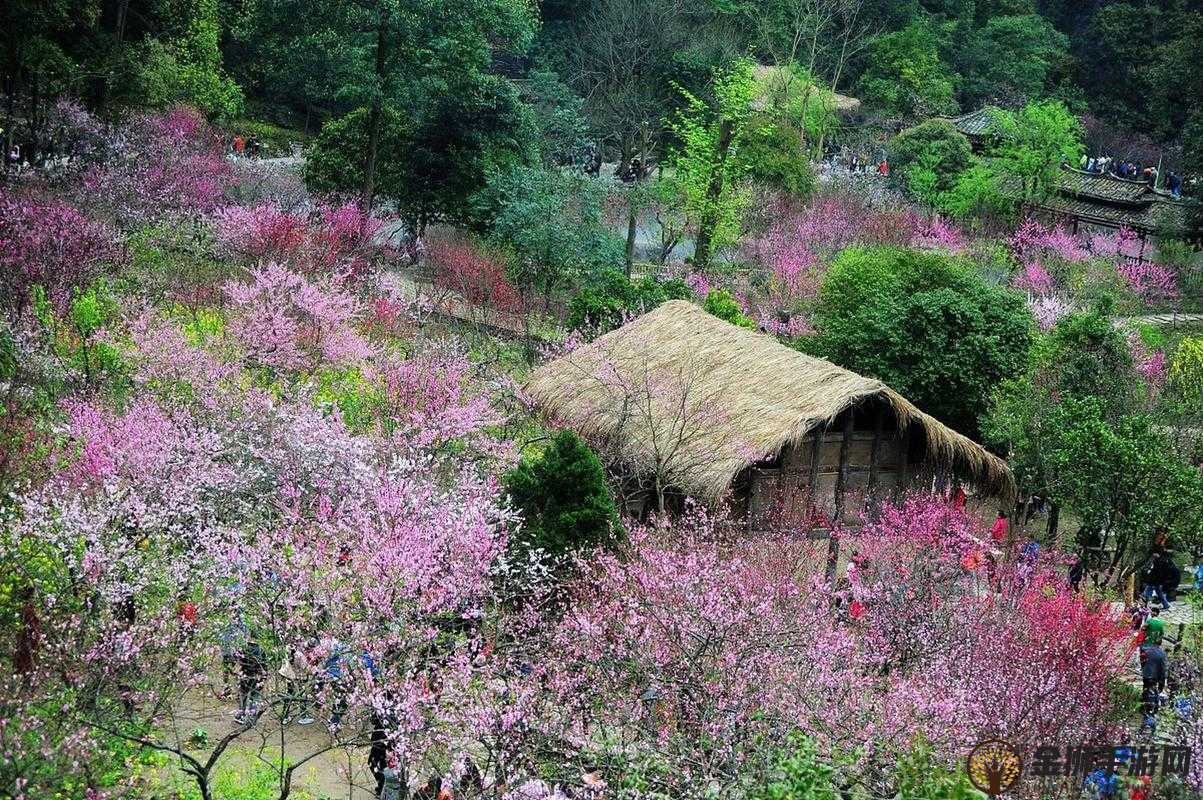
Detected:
left=957, top=14, right=1067, bottom=107
left=982, top=308, right=1157, bottom=545
left=481, top=165, right=624, bottom=309
left=809, top=246, right=1032, bottom=437
left=666, top=59, right=758, bottom=271
left=889, top=119, right=974, bottom=196
left=857, top=21, right=958, bottom=120
left=249, top=0, right=535, bottom=208
left=987, top=99, right=1082, bottom=202
left=1044, top=398, right=1203, bottom=575
left=306, top=76, right=538, bottom=232
left=135, top=0, right=243, bottom=118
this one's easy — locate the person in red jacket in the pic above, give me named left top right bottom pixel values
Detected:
left=989, top=510, right=1009, bottom=544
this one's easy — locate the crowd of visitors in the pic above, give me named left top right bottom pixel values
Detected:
left=824, top=149, right=889, bottom=176
left=1076, top=154, right=1185, bottom=198
left=230, top=135, right=264, bottom=158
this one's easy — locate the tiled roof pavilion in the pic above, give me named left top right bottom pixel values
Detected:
left=940, top=108, right=1196, bottom=238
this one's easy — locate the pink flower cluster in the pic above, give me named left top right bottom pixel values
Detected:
left=910, top=216, right=967, bottom=254
left=1116, top=259, right=1179, bottom=303
left=0, top=187, right=122, bottom=318
left=1007, top=219, right=1089, bottom=300
left=212, top=201, right=386, bottom=280
left=539, top=495, right=1129, bottom=788
left=427, top=237, right=525, bottom=316
left=81, top=107, right=233, bottom=222
left=1127, top=331, right=1168, bottom=391
left=224, top=262, right=374, bottom=371
left=744, top=192, right=920, bottom=317
left=1013, top=260, right=1055, bottom=295
left=1010, top=218, right=1089, bottom=265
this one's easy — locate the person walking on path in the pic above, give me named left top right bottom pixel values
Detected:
left=1068, top=553, right=1085, bottom=592
left=1139, top=643, right=1167, bottom=729
left=236, top=639, right=267, bottom=725
left=1142, top=607, right=1165, bottom=647
left=217, top=617, right=248, bottom=699
left=1142, top=552, right=1174, bottom=610
left=368, top=697, right=399, bottom=797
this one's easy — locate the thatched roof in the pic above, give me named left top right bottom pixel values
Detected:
left=752, top=64, right=861, bottom=116
left=525, top=301, right=1014, bottom=502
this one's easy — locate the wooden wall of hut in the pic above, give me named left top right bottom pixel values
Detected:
left=735, top=398, right=928, bottom=528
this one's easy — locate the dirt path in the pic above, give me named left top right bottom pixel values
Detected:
left=155, top=684, right=378, bottom=800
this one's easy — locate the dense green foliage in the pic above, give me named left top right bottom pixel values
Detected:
left=984, top=309, right=1203, bottom=571
left=505, top=430, right=621, bottom=567
left=704, top=289, right=757, bottom=329
left=857, top=21, right=958, bottom=120
left=737, top=118, right=818, bottom=198
left=482, top=166, right=623, bottom=305
left=567, top=271, right=693, bottom=333
left=809, top=247, right=1032, bottom=436
left=666, top=60, right=759, bottom=270
left=956, top=15, right=1068, bottom=109
left=305, top=75, right=537, bottom=229
left=5, top=0, right=1201, bottom=185
left=890, top=120, right=974, bottom=196
left=987, top=100, right=1084, bottom=200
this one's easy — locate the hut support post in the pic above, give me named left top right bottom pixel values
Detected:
left=867, top=406, right=884, bottom=502
left=807, top=426, right=823, bottom=504
left=828, top=410, right=855, bottom=579
left=897, top=424, right=912, bottom=496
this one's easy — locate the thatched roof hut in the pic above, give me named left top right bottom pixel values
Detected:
left=525, top=301, right=1014, bottom=510
left=751, top=64, right=862, bottom=117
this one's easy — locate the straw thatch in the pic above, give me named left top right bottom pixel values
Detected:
left=525, top=300, right=1014, bottom=502
left=752, top=64, right=861, bottom=116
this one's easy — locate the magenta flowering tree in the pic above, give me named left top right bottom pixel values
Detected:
left=1006, top=218, right=1089, bottom=303
left=1010, top=218, right=1090, bottom=266
left=1, top=342, right=518, bottom=799
left=1115, top=259, right=1179, bottom=305
left=81, top=108, right=233, bottom=224
left=531, top=494, right=1130, bottom=797
left=1086, top=227, right=1179, bottom=308
left=844, top=496, right=1131, bottom=753
left=910, top=216, right=968, bottom=254
left=212, top=201, right=388, bottom=281
left=0, top=187, right=123, bottom=320
left=1125, top=329, right=1169, bottom=400
left=740, top=191, right=920, bottom=329
left=223, top=262, right=375, bottom=373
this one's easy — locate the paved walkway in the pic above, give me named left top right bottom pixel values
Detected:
left=1114, top=313, right=1203, bottom=327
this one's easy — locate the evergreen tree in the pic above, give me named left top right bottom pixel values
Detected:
left=505, top=430, right=621, bottom=569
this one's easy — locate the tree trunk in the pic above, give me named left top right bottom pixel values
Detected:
left=3, top=74, right=14, bottom=181
left=1046, top=503, right=1060, bottom=540
left=101, top=0, right=131, bottom=112
left=361, top=16, right=390, bottom=210
left=625, top=197, right=638, bottom=277
left=362, top=102, right=382, bottom=210
left=693, top=118, right=734, bottom=271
